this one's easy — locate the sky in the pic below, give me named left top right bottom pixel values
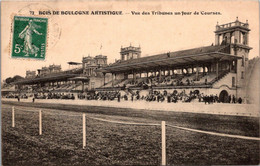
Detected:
left=1, top=0, right=259, bottom=81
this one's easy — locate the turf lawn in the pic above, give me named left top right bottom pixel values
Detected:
left=2, top=101, right=259, bottom=165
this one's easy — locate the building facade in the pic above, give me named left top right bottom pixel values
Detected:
left=120, top=45, right=141, bottom=61
left=26, top=70, right=36, bottom=78
left=37, top=65, right=62, bottom=77
left=82, top=55, right=107, bottom=76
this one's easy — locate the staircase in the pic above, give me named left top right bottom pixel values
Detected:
left=101, top=78, right=127, bottom=88
left=209, top=70, right=230, bottom=85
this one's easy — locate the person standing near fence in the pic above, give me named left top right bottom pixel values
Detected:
left=117, top=93, right=121, bottom=102
left=232, top=95, right=236, bottom=103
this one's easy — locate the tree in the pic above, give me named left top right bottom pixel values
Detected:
left=5, top=75, right=24, bottom=84
left=5, top=77, right=12, bottom=84
left=12, top=75, right=24, bottom=82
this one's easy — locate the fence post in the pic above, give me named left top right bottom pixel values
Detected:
left=83, top=113, right=86, bottom=149
left=39, top=110, right=42, bottom=135
left=161, top=121, right=166, bottom=166
left=12, top=106, right=15, bottom=127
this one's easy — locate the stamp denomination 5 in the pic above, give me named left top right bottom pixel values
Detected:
left=12, top=16, right=48, bottom=60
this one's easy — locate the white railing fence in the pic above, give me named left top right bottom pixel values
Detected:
left=5, top=106, right=260, bottom=166
left=8, top=106, right=167, bottom=165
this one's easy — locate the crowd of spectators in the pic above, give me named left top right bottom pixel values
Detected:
left=123, top=73, right=207, bottom=89
left=4, top=89, right=243, bottom=104
left=78, top=91, right=121, bottom=101
left=34, top=92, right=75, bottom=100
left=5, top=93, right=29, bottom=99
left=77, top=89, right=243, bottom=104
left=5, top=92, right=75, bottom=100
left=145, top=90, right=203, bottom=103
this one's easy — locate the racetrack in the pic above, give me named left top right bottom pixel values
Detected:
left=2, top=101, right=259, bottom=165
left=2, top=97, right=259, bottom=117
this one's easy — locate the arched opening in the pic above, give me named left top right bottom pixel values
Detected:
left=219, top=90, right=229, bottom=103
left=183, top=69, right=187, bottom=74
left=231, top=32, right=235, bottom=44
left=205, top=67, right=208, bottom=73
left=194, top=90, right=200, bottom=95
left=219, top=35, right=223, bottom=44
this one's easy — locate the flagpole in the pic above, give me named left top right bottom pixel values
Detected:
left=100, top=44, right=102, bottom=55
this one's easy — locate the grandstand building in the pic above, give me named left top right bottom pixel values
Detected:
left=9, top=18, right=255, bottom=103
left=25, top=70, right=36, bottom=78
left=37, top=65, right=62, bottom=77
left=98, top=18, right=251, bottom=103
left=74, top=55, right=109, bottom=91
left=13, top=55, right=109, bottom=92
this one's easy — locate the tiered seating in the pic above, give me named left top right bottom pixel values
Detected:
left=117, top=78, right=132, bottom=87
left=102, top=80, right=113, bottom=88
left=102, top=78, right=124, bottom=88
left=194, top=73, right=217, bottom=85
left=71, top=83, right=82, bottom=91
left=66, top=83, right=81, bottom=91
left=100, top=78, right=134, bottom=88
left=127, top=77, right=148, bottom=87
left=41, top=82, right=81, bottom=92
left=55, top=84, right=68, bottom=91
left=97, top=71, right=230, bottom=90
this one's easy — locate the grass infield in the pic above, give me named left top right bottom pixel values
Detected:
left=2, top=101, right=260, bottom=165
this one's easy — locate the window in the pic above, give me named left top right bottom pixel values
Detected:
left=232, top=77, right=235, bottom=87
left=241, top=72, right=244, bottom=79
left=91, top=82, right=95, bottom=89
left=242, top=56, right=244, bottom=67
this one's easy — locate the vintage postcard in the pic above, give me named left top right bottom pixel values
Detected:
left=1, top=0, right=259, bottom=165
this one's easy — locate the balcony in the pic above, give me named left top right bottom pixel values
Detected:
left=216, top=20, right=249, bottom=31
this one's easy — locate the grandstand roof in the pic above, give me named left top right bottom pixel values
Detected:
left=14, top=74, right=79, bottom=85
left=68, top=62, right=82, bottom=65
left=14, top=68, right=83, bottom=85
left=100, top=45, right=242, bottom=73
left=69, top=76, right=90, bottom=81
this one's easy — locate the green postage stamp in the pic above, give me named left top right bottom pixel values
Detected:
left=11, top=16, right=48, bottom=60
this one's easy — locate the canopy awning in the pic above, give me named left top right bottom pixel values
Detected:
left=69, top=76, right=90, bottom=81
left=99, top=45, right=242, bottom=74
left=14, top=68, right=83, bottom=85
left=68, top=62, right=82, bottom=65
